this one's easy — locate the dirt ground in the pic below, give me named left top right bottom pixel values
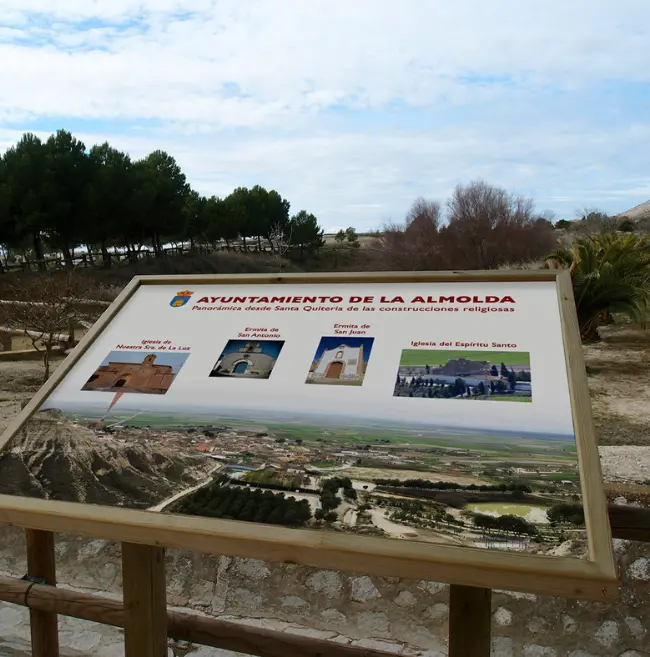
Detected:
left=0, top=359, right=52, bottom=399
left=0, top=326, right=648, bottom=486
left=583, top=322, right=650, bottom=446
left=579, top=321, right=650, bottom=485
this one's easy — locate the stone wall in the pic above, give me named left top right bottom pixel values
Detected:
left=0, top=527, right=648, bottom=656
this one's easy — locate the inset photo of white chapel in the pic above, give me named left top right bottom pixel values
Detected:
left=305, top=336, right=375, bottom=386
left=209, top=339, right=285, bottom=380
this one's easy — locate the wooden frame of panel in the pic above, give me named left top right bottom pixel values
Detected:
left=0, top=270, right=617, bottom=601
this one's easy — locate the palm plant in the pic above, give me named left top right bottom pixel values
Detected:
left=546, top=233, right=650, bottom=341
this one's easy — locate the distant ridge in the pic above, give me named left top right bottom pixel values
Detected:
left=618, top=199, right=650, bottom=220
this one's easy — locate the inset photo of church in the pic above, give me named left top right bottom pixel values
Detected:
left=305, top=337, right=375, bottom=386
left=81, top=350, right=190, bottom=395
left=209, top=340, right=285, bottom=380
left=394, top=349, right=532, bottom=402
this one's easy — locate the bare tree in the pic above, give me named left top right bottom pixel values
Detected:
left=405, top=197, right=442, bottom=230
left=268, top=221, right=293, bottom=272
left=443, top=181, right=555, bottom=269
left=376, top=198, right=443, bottom=270
left=374, top=184, right=557, bottom=271
left=2, top=272, right=103, bottom=382
left=574, top=208, right=618, bottom=235
left=539, top=209, right=557, bottom=224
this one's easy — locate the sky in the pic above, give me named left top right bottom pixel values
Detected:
left=95, top=349, right=190, bottom=373
left=1, top=1, right=649, bottom=232
left=217, top=339, right=285, bottom=361
left=312, top=336, right=375, bottom=363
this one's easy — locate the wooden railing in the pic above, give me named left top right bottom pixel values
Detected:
left=0, top=503, right=647, bottom=657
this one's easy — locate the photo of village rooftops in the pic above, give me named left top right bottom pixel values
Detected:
left=3, top=395, right=587, bottom=559
left=394, top=349, right=532, bottom=402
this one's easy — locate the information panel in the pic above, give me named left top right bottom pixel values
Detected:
left=0, top=272, right=616, bottom=600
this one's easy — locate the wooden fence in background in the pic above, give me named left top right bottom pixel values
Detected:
left=0, top=503, right=647, bottom=657
left=1, top=244, right=282, bottom=274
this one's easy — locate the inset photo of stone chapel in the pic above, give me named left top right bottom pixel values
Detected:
left=209, top=340, right=285, bottom=380
left=81, top=350, right=190, bottom=395
left=305, top=337, right=375, bottom=386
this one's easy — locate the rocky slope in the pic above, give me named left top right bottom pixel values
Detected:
left=618, top=198, right=650, bottom=220
left=0, top=410, right=213, bottom=508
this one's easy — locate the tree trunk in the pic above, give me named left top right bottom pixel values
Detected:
left=125, top=240, right=137, bottom=264
left=100, top=241, right=112, bottom=268
left=62, top=245, right=74, bottom=269
left=32, top=232, right=46, bottom=271
left=85, top=245, right=95, bottom=267
left=65, top=317, right=74, bottom=349
left=153, top=234, right=163, bottom=257
left=43, top=345, right=51, bottom=383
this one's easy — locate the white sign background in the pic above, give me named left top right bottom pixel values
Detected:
left=42, top=281, right=575, bottom=438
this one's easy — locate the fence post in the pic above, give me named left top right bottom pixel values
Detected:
left=122, top=543, right=168, bottom=657
left=25, top=529, right=59, bottom=657
left=448, top=585, right=491, bottom=657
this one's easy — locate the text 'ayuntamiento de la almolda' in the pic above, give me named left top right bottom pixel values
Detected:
left=191, top=295, right=516, bottom=313
left=193, top=295, right=515, bottom=305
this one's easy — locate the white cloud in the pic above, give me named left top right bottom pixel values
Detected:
left=2, top=1, right=650, bottom=124
left=0, top=0, right=649, bottom=228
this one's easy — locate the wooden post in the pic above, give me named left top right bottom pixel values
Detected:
left=122, top=543, right=168, bottom=657
left=25, top=529, right=59, bottom=657
left=448, top=585, right=491, bottom=657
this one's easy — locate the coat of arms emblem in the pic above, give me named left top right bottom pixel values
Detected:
left=170, top=290, right=194, bottom=308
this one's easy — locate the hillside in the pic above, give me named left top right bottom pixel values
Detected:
left=619, top=198, right=650, bottom=220
left=0, top=410, right=214, bottom=508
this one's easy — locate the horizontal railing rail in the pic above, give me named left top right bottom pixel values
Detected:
left=0, top=502, right=646, bottom=657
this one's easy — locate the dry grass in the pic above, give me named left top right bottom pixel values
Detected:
left=496, top=260, right=545, bottom=271
left=585, top=321, right=650, bottom=445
